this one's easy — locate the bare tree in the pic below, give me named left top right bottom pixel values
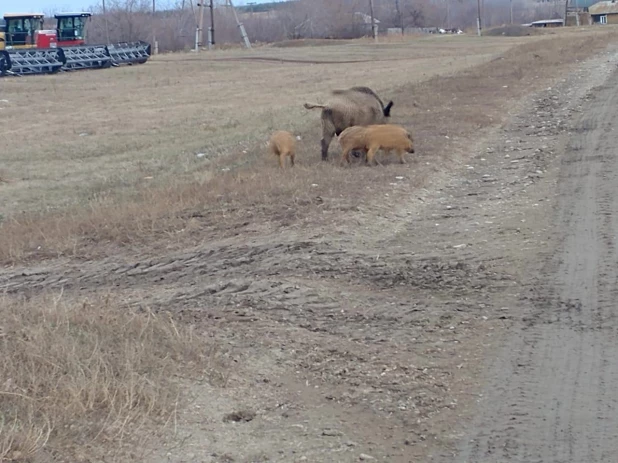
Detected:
left=75, top=0, right=576, bottom=52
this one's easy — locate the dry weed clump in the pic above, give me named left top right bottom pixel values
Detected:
left=0, top=293, right=218, bottom=461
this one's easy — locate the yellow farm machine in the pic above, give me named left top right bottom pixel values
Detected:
left=0, top=12, right=151, bottom=76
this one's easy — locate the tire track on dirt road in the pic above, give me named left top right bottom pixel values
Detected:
left=454, top=68, right=618, bottom=462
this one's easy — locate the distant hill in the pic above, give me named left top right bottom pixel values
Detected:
left=236, top=1, right=295, bottom=13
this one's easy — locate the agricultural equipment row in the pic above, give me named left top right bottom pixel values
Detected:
left=0, top=12, right=151, bottom=77
left=0, top=41, right=151, bottom=76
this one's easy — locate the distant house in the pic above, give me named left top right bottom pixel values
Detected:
left=353, top=12, right=380, bottom=34
left=387, top=27, right=440, bottom=35
left=239, top=10, right=279, bottom=21
left=589, top=0, right=618, bottom=23
left=528, top=18, right=565, bottom=27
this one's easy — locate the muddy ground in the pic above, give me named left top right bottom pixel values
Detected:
left=3, top=42, right=618, bottom=462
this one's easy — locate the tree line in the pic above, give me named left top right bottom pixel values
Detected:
left=79, top=0, right=568, bottom=52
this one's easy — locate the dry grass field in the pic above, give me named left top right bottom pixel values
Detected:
left=1, top=35, right=528, bottom=217
left=0, top=29, right=600, bottom=262
left=1, top=26, right=618, bottom=462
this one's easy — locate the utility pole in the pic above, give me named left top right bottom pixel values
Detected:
left=228, top=0, right=251, bottom=49
left=197, top=0, right=205, bottom=48
left=510, top=0, right=513, bottom=24
left=446, top=0, right=450, bottom=30
left=476, top=0, right=482, bottom=36
left=564, top=0, right=569, bottom=26
left=369, top=0, right=377, bottom=42
left=101, top=0, right=110, bottom=44
left=152, top=0, right=158, bottom=54
left=209, top=0, right=215, bottom=47
left=395, top=0, right=404, bottom=35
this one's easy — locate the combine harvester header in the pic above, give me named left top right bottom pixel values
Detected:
left=0, top=12, right=151, bottom=76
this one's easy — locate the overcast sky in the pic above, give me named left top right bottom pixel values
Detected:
left=2, top=0, right=282, bottom=15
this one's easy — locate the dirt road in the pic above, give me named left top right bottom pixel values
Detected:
left=454, top=55, right=618, bottom=461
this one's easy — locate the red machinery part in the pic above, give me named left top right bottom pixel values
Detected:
left=35, top=30, right=58, bottom=48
